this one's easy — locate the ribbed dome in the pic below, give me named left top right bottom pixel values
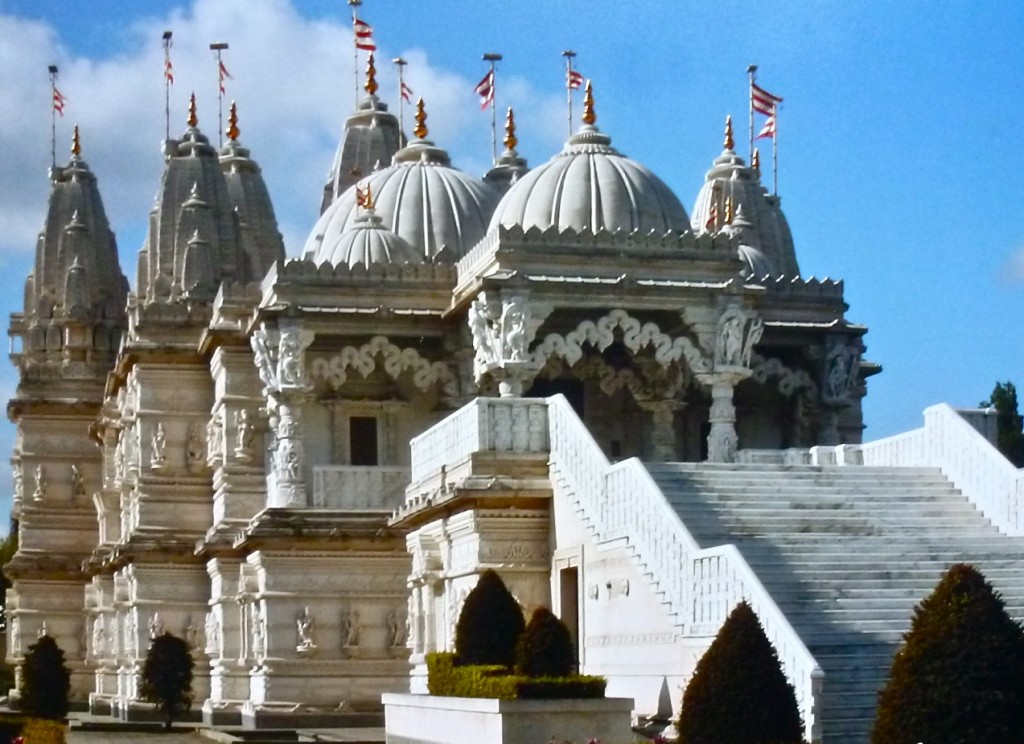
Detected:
left=317, top=208, right=423, bottom=268
left=305, top=138, right=499, bottom=263
left=488, top=124, right=689, bottom=235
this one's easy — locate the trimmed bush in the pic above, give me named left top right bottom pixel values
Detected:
left=678, top=601, right=803, bottom=744
left=139, top=632, right=194, bottom=729
left=426, top=652, right=605, bottom=700
left=20, top=634, right=70, bottom=721
left=871, top=563, right=1024, bottom=744
left=516, top=607, right=575, bottom=678
left=454, top=569, right=524, bottom=667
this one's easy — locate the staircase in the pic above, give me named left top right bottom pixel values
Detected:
left=647, top=462, right=1024, bottom=744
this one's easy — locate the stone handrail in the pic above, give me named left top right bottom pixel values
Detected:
left=862, top=403, right=1024, bottom=534
left=546, top=395, right=821, bottom=742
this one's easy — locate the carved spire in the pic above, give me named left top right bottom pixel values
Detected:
left=364, top=51, right=378, bottom=96
left=723, top=115, right=734, bottom=151
left=187, top=92, right=198, bottom=128
left=71, top=125, right=81, bottom=157
left=582, top=80, right=596, bottom=125
left=503, top=107, right=517, bottom=151
left=226, top=101, right=240, bottom=141
left=413, top=98, right=428, bottom=140
left=752, top=148, right=761, bottom=173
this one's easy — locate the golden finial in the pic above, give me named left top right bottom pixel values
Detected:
left=582, top=80, right=596, bottom=125
left=724, top=196, right=734, bottom=224
left=752, top=148, right=761, bottom=173
left=226, top=101, right=240, bottom=141
left=187, top=93, right=198, bottom=128
left=71, top=125, right=81, bottom=157
left=413, top=98, right=428, bottom=140
left=364, top=51, right=379, bottom=96
left=723, top=115, right=734, bottom=151
left=504, top=107, right=517, bottom=151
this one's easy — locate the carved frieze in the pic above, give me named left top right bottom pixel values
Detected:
left=309, top=335, right=457, bottom=399
left=714, top=306, right=763, bottom=369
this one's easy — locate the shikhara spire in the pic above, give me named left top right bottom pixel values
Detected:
left=226, top=101, right=240, bottom=142
left=413, top=98, right=428, bottom=140
left=582, top=80, right=596, bottom=125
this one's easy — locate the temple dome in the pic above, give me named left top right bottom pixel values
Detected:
left=305, top=135, right=498, bottom=264
left=316, top=208, right=423, bottom=268
left=488, top=123, right=689, bottom=235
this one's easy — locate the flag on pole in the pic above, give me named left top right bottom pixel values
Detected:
left=400, top=80, right=414, bottom=102
left=354, top=18, right=376, bottom=51
left=218, top=60, right=232, bottom=94
left=756, top=114, right=776, bottom=139
left=705, top=202, right=718, bottom=231
left=52, top=87, right=66, bottom=116
left=567, top=69, right=584, bottom=90
left=751, top=82, right=782, bottom=115
left=474, top=69, right=494, bottom=110
left=164, top=56, right=174, bottom=84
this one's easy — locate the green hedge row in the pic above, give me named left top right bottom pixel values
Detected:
left=426, top=652, right=606, bottom=700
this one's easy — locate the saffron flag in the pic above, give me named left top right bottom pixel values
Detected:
left=218, top=60, right=232, bottom=94
left=401, top=80, right=414, bottom=103
left=165, top=56, right=174, bottom=84
left=354, top=18, right=376, bottom=51
left=356, top=184, right=373, bottom=208
left=474, top=69, right=494, bottom=110
left=751, top=82, right=782, bottom=115
left=567, top=69, right=584, bottom=90
left=705, top=202, right=718, bottom=231
left=52, top=87, right=66, bottom=116
left=756, top=114, right=776, bottom=140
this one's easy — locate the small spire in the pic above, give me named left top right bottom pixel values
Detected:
left=226, top=101, right=240, bottom=141
left=413, top=98, right=428, bottom=140
left=503, top=107, right=517, bottom=151
left=751, top=148, right=761, bottom=173
left=71, top=125, right=81, bottom=157
left=724, top=196, right=734, bottom=225
left=187, top=93, right=198, bottom=128
left=582, top=80, right=596, bottom=125
left=723, top=115, right=734, bottom=151
left=364, top=51, right=378, bottom=96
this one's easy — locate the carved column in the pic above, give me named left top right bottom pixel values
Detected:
left=468, top=290, right=548, bottom=397
left=636, top=399, right=683, bottom=461
left=819, top=336, right=862, bottom=445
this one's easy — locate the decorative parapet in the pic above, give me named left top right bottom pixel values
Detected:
left=754, top=274, right=845, bottom=299
left=862, top=403, right=1024, bottom=535
left=312, top=466, right=410, bottom=510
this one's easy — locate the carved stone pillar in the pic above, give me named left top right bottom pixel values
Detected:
left=703, top=374, right=744, bottom=463
left=819, top=336, right=862, bottom=446
left=636, top=399, right=682, bottom=461
left=468, top=290, right=549, bottom=398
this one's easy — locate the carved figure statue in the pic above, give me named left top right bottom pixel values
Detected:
left=184, top=618, right=200, bottom=650
left=71, top=464, right=86, bottom=501
left=186, top=423, right=205, bottom=467
left=824, top=343, right=861, bottom=402
left=716, top=314, right=744, bottom=367
left=386, top=608, right=407, bottom=647
left=150, top=423, right=167, bottom=468
left=341, top=607, right=361, bottom=647
left=251, top=329, right=277, bottom=390
left=32, top=465, right=45, bottom=502
left=297, top=606, right=316, bottom=650
left=235, top=409, right=255, bottom=454
left=468, top=295, right=500, bottom=371
left=149, top=612, right=165, bottom=639
left=501, top=295, right=528, bottom=361
left=207, top=414, right=223, bottom=462
left=205, top=611, right=220, bottom=654
left=92, top=616, right=105, bottom=656
left=277, top=325, right=309, bottom=386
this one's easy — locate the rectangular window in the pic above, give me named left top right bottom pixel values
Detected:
left=349, top=416, right=379, bottom=466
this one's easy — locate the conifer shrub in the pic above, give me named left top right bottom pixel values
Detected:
left=20, top=634, right=70, bottom=721
left=516, top=607, right=575, bottom=678
left=678, top=601, right=803, bottom=744
left=139, top=632, right=194, bottom=729
left=871, top=563, right=1024, bottom=744
left=454, top=569, right=524, bottom=667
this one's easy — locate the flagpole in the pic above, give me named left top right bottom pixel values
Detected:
left=48, top=65, right=58, bottom=169
left=163, top=31, right=173, bottom=140
left=483, top=52, right=502, bottom=165
left=747, top=64, right=757, bottom=161
left=349, top=0, right=362, bottom=108
left=562, top=50, right=576, bottom=139
left=394, top=57, right=408, bottom=137
left=210, top=42, right=229, bottom=147
left=772, top=104, right=779, bottom=195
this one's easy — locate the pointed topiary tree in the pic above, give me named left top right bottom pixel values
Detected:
left=678, top=601, right=803, bottom=744
left=871, top=563, right=1024, bottom=744
left=454, top=569, right=524, bottom=667
left=516, top=607, right=575, bottom=678
left=139, top=632, right=194, bottom=729
left=20, top=633, right=70, bottom=721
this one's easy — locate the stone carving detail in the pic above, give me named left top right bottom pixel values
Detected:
left=148, top=612, right=165, bottom=639
left=206, top=413, right=224, bottom=465
left=751, top=355, right=817, bottom=397
left=823, top=340, right=862, bottom=404
left=386, top=608, right=407, bottom=648
left=92, top=616, right=105, bottom=656
left=234, top=409, right=256, bottom=461
left=309, top=336, right=458, bottom=399
left=469, top=292, right=536, bottom=395
left=150, top=423, right=167, bottom=470
left=714, top=307, right=763, bottom=369
left=251, top=327, right=278, bottom=390
left=296, top=606, right=316, bottom=653
left=71, top=464, right=86, bottom=501
left=32, top=465, right=46, bottom=502
left=341, top=607, right=361, bottom=648
left=184, top=617, right=200, bottom=650
left=185, top=423, right=205, bottom=470
left=204, top=611, right=220, bottom=654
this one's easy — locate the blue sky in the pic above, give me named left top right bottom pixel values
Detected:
left=0, top=0, right=1021, bottom=522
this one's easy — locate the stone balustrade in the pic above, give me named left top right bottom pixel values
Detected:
left=311, top=465, right=410, bottom=510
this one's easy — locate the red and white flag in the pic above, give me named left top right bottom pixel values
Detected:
left=474, top=69, right=494, bottom=110
left=756, top=114, right=776, bottom=140
left=52, top=87, right=66, bottom=116
left=164, top=56, right=174, bottom=84
left=218, top=60, right=232, bottom=94
left=704, top=202, right=718, bottom=231
left=353, top=18, right=376, bottom=51
left=401, top=80, right=414, bottom=103
left=751, top=82, right=782, bottom=115
left=567, top=68, right=584, bottom=90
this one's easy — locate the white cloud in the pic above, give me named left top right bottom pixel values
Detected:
left=1006, top=244, right=1024, bottom=284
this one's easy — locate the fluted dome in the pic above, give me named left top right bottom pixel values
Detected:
left=305, top=137, right=499, bottom=264
left=317, top=208, right=423, bottom=268
left=488, top=123, right=689, bottom=235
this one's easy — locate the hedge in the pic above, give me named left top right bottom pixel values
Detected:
left=426, top=652, right=605, bottom=700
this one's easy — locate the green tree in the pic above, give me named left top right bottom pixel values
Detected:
left=980, top=381, right=1024, bottom=466
left=871, top=563, right=1024, bottom=744
left=515, top=607, right=575, bottom=678
left=454, top=569, right=524, bottom=667
left=20, top=633, right=70, bottom=721
left=139, top=632, right=194, bottom=729
left=678, top=601, right=803, bottom=744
